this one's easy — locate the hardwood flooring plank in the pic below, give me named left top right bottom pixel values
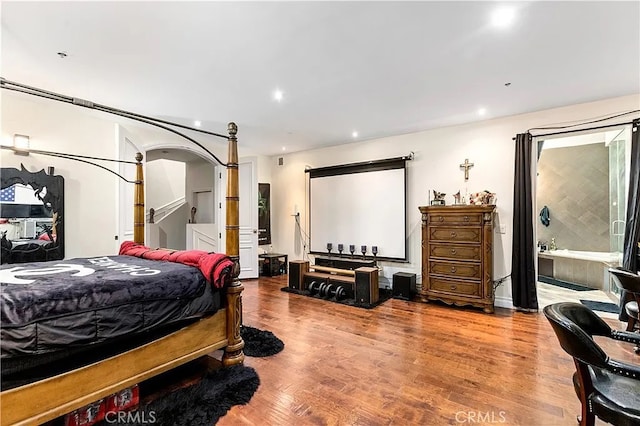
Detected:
left=219, top=276, right=636, bottom=425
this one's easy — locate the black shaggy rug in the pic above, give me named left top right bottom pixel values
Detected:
left=580, top=299, right=620, bottom=314
left=241, top=325, right=285, bottom=357
left=124, top=365, right=259, bottom=426
left=539, top=275, right=591, bottom=291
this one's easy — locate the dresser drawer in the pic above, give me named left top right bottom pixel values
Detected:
left=429, top=261, right=481, bottom=280
left=429, top=244, right=481, bottom=261
left=428, top=227, right=481, bottom=243
left=428, top=213, right=482, bottom=225
left=429, top=277, right=480, bottom=297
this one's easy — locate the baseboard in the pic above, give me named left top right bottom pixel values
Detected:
left=494, top=295, right=514, bottom=310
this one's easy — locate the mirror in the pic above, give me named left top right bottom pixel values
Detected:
left=1, top=165, right=64, bottom=263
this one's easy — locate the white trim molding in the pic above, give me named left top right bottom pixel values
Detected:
left=147, top=197, right=186, bottom=224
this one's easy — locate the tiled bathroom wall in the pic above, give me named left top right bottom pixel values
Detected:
left=537, top=143, right=609, bottom=252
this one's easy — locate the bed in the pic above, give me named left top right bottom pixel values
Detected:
left=0, top=114, right=245, bottom=425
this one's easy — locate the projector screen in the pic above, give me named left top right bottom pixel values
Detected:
left=308, top=158, right=407, bottom=261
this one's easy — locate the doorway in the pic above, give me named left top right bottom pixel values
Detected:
left=216, top=157, right=259, bottom=279
left=535, top=126, right=631, bottom=317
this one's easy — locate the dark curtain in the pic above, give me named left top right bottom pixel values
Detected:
left=619, top=119, right=640, bottom=320
left=511, top=132, right=539, bottom=310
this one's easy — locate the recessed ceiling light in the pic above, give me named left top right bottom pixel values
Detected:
left=478, top=108, right=487, bottom=116
left=194, top=120, right=201, bottom=127
left=273, top=89, right=284, bottom=102
left=491, top=7, right=516, bottom=28
left=352, top=131, right=358, bottom=138
left=282, top=146, right=286, bottom=151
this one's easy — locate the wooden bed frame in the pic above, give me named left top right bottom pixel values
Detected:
left=0, top=123, right=244, bottom=426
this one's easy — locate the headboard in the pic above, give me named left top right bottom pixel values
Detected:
left=0, top=165, right=65, bottom=262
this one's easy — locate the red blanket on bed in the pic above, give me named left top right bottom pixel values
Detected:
left=119, top=241, right=234, bottom=288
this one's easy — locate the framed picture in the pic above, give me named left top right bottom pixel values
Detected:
left=258, top=183, right=271, bottom=245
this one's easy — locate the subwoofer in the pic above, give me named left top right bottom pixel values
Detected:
left=354, top=267, right=379, bottom=305
left=392, top=272, right=416, bottom=301
left=288, top=260, right=309, bottom=290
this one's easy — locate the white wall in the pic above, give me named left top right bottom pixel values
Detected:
left=271, top=94, right=640, bottom=308
left=1, top=92, right=119, bottom=258
left=257, top=155, right=273, bottom=184
left=186, top=159, right=215, bottom=221
left=2, top=91, right=266, bottom=258
left=160, top=203, right=189, bottom=250
left=146, top=159, right=186, bottom=210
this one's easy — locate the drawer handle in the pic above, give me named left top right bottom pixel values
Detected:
left=439, top=216, right=444, bottom=222
left=451, top=266, right=457, bottom=273
left=464, top=216, right=469, bottom=222
left=450, top=285, right=457, bottom=290
left=450, top=231, right=457, bottom=238
left=451, top=249, right=457, bottom=255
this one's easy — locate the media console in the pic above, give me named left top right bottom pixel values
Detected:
left=314, top=255, right=376, bottom=270
left=289, top=259, right=379, bottom=305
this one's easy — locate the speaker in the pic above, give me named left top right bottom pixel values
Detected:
left=354, top=267, right=379, bottom=305
left=392, top=272, right=416, bottom=300
left=288, top=260, right=309, bottom=290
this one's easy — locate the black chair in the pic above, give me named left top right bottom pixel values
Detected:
left=543, top=303, right=640, bottom=426
left=609, top=267, right=640, bottom=335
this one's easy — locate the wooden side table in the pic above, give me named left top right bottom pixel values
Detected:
left=258, top=253, right=288, bottom=276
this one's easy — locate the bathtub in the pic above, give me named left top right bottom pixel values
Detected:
left=542, top=249, right=622, bottom=263
left=538, top=249, right=621, bottom=290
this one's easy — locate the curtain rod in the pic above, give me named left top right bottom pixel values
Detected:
left=528, top=120, right=637, bottom=139
left=512, top=115, right=639, bottom=140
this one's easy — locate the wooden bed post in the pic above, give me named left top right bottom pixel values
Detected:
left=222, top=122, right=245, bottom=366
left=133, top=152, right=145, bottom=244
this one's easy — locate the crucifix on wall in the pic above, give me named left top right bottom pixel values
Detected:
left=460, top=158, right=474, bottom=181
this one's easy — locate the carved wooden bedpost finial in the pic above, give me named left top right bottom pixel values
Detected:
left=228, top=122, right=237, bottom=137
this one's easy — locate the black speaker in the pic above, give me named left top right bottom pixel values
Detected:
left=288, top=260, right=308, bottom=290
left=392, top=272, right=416, bottom=300
left=354, top=267, right=379, bottom=305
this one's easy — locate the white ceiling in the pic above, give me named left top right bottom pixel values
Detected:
left=2, top=1, right=639, bottom=157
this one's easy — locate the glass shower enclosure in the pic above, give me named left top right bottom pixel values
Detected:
left=607, top=126, right=631, bottom=298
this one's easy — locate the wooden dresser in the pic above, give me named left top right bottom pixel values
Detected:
left=419, top=205, right=496, bottom=313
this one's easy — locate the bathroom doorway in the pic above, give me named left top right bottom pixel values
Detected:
left=535, top=126, right=631, bottom=317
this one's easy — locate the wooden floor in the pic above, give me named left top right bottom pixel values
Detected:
left=218, top=275, right=638, bottom=426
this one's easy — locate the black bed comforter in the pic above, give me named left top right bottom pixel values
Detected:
left=0, top=255, right=219, bottom=358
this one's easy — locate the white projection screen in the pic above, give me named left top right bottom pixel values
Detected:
left=308, top=158, right=407, bottom=261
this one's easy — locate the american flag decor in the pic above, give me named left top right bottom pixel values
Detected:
left=0, top=186, right=15, bottom=202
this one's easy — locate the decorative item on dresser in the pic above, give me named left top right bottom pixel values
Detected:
left=419, top=205, right=496, bottom=313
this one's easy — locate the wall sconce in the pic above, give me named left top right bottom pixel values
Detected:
left=13, top=134, right=30, bottom=155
